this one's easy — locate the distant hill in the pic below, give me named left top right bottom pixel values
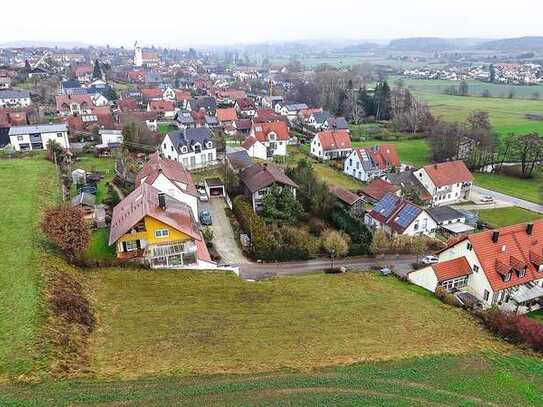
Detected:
left=387, top=37, right=457, bottom=51
left=0, top=41, right=89, bottom=49
left=478, top=36, right=543, bottom=51
left=340, top=42, right=381, bottom=53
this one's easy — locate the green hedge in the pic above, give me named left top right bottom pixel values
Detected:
left=329, top=208, right=372, bottom=255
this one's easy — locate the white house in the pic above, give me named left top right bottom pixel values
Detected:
left=0, top=90, right=31, bottom=108
left=408, top=221, right=543, bottom=313
left=160, top=127, right=217, bottom=170
left=135, top=153, right=199, bottom=219
left=99, top=129, right=123, bottom=146
left=279, top=103, right=308, bottom=122
left=9, top=123, right=70, bottom=151
left=241, top=121, right=289, bottom=160
left=344, top=145, right=400, bottom=182
left=414, top=161, right=473, bottom=206
left=162, top=86, right=176, bottom=101
left=365, top=193, right=437, bottom=237
left=310, top=130, right=352, bottom=161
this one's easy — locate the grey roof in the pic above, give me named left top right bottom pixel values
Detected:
left=62, top=79, right=81, bottom=89
left=0, top=127, right=10, bottom=147
left=427, top=206, right=466, bottom=224
left=312, top=111, right=332, bottom=124
left=0, top=90, right=30, bottom=99
left=176, top=111, right=195, bottom=125
left=190, top=96, right=216, bottom=111
left=167, top=128, right=214, bottom=152
left=327, top=116, right=348, bottom=129
left=285, top=103, right=308, bottom=111
left=9, top=123, right=68, bottom=136
left=226, top=150, right=253, bottom=171
left=205, top=115, right=219, bottom=125
left=71, top=192, right=96, bottom=207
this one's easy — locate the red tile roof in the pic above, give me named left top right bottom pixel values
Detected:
left=329, top=186, right=362, bottom=206
left=361, top=179, right=400, bottom=201
left=452, top=220, right=543, bottom=291
left=241, top=136, right=259, bottom=150
left=236, top=98, right=256, bottom=110
left=316, top=130, right=352, bottom=151
left=142, top=88, right=163, bottom=99
left=136, top=153, right=197, bottom=196
left=118, top=98, right=140, bottom=112
left=175, top=90, right=192, bottom=102
left=251, top=120, right=289, bottom=142
left=357, top=144, right=400, bottom=169
left=148, top=100, right=175, bottom=112
left=422, top=160, right=473, bottom=187
left=217, top=89, right=247, bottom=100
left=432, top=257, right=473, bottom=282
left=216, top=107, right=238, bottom=123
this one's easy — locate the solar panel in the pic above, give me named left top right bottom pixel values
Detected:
left=395, top=204, right=421, bottom=228
left=374, top=194, right=399, bottom=217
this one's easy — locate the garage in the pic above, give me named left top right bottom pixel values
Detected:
left=205, top=177, right=225, bottom=197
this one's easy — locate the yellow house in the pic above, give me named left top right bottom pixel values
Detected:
left=109, top=183, right=214, bottom=269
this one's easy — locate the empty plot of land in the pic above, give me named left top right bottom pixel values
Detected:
left=88, top=270, right=507, bottom=379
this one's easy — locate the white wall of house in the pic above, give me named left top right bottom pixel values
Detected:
left=10, top=130, right=69, bottom=151
left=160, top=134, right=217, bottom=170
left=403, top=211, right=438, bottom=237
left=0, top=96, right=31, bottom=108
left=310, top=135, right=324, bottom=159
left=414, top=168, right=471, bottom=206
left=145, top=173, right=198, bottom=219
left=101, top=131, right=123, bottom=145
left=408, top=267, right=439, bottom=292
left=343, top=150, right=381, bottom=182
left=245, top=140, right=268, bottom=161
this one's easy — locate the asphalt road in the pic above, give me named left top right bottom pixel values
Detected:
left=472, top=186, right=543, bottom=215
left=239, top=255, right=418, bottom=280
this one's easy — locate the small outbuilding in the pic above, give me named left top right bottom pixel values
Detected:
left=205, top=177, right=225, bottom=197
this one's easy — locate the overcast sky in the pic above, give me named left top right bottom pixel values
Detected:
left=2, top=0, right=541, bottom=47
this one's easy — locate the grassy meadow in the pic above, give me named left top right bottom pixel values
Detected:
left=0, top=156, right=59, bottom=376
left=474, top=172, right=542, bottom=204
left=2, top=352, right=543, bottom=406
left=478, top=207, right=542, bottom=228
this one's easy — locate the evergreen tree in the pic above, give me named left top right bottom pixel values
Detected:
left=93, top=59, right=103, bottom=80
left=489, top=64, right=496, bottom=83
left=374, top=81, right=392, bottom=121
left=24, top=59, right=32, bottom=72
left=357, top=86, right=374, bottom=117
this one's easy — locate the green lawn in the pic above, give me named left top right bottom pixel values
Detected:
left=417, top=92, right=543, bottom=138
left=528, top=310, right=543, bottom=323
left=478, top=207, right=542, bottom=228
left=353, top=139, right=430, bottom=167
left=159, top=122, right=177, bottom=135
left=474, top=172, right=542, bottom=204
left=3, top=352, right=543, bottom=406
left=86, top=229, right=116, bottom=260
left=87, top=269, right=507, bottom=379
left=72, top=154, right=115, bottom=203
left=0, top=157, right=59, bottom=376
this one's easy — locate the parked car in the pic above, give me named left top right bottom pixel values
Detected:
left=199, top=210, right=212, bottom=226
left=198, top=186, right=209, bottom=202
left=79, top=184, right=97, bottom=194
left=422, top=255, right=439, bottom=265
left=379, top=266, right=392, bottom=276
left=479, top=195, right=494, bottom=204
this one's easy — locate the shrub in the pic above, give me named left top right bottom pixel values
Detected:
left=50, top=272, right=95, bottom=330
left=480, top=309, right=543, bottom=352
left=308, top=217, right=327, bottom=236
left=329, top=208, right=372, bottom=255
left=435, top=287, right=462, bottom=307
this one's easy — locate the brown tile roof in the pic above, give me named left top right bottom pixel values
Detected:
left=148, top=100, right=175, bottom=112
left=329, top=186, right=362, bottom=206
left=240, top=164, right=298, bottom=193
left=358, top=144, right=401, bottom=169
left=142, top=88, right=163, bottom=99
left=432, top=257, right=473, bottom=282
left=361, top=179, right=400, bottom=201
left=109, top=183, right=201, bottom=246
left=422, top=160, right=473, bottom=187
left=241, top=136, right=259, bottom=150
left=317, top=130, right=352, bottom=151
left=136, top=153, right=197, bottom=196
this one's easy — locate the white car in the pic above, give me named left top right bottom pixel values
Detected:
left=197, top=185, right=209, bottom=201
left=422, top=255, right=439, bottom=265
left=479, top=195, right=494, bottom=204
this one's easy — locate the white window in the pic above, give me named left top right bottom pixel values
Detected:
left=124, top=240, right=138, bottom=252
left=17, top=136, right=23, bottom=141
left=154, top=229, right=169, bottom=238
left=483, top=290, right=490, bottom=301
left=57, top=132, right=63, bottom=138
left=473, top=264, right=479, bottom=273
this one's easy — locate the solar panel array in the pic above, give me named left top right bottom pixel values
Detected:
left=373, top=194, right=400, bottom=217
left=395, top=204, right=421, bottom=228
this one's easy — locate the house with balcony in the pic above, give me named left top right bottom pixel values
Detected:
left=310, top=130, right=352, bottom=161
left=8, top=123, right=69, bottom=151
left=241, top=121, right=289, bottom=160
left=160, top=127, right=216, bottom=170
left=413, top=161, right=473, bottom=206
left=239, top=163, right=298, bottom=212
left=344, top=144, right=400, bottom=182
left=408, top=221, right=543, bottom=313
left=108, top=183, right=214, bottom=269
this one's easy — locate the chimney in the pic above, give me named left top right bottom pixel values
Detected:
left=158, top=193, right=166, bottom=210
left=492, top=231, right=500, bottom=243
left=527, top=223, right=534, bottom=235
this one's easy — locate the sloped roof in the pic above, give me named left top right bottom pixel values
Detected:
left=369, top=193, right=424, bottom=234
left=109, top=183, right=201, bottom=245
left=316, top=130, right=352, bottom=151
left=148, top=100, right=175, bottom=112
left=226, top=150, right=253, bottom=171
left=462, top=220, right=543, bottom=291
left=9, top=123, right=68, bottom=136
left=240, top=164, right=298, bottom=193
left=241, top=136, right=259, bottom=150
left=329, top=185, right=362, bottom=206
left=422, top=160, right=473, bottom=187
left=251, top=120, right=289, bottom=142
left=432, top=257, right=473, bottom=282
left=361, top=178, right=400, bottom=201
left=427, top=206, right=465, bottom=224
left=142, top=88, right=163, bottom=99
left=216, top=107, right=238, bottom=123
left=136, top=152, right=197, bottom=197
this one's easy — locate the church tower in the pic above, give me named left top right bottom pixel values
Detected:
left=134, top=41, right=143, bottom=67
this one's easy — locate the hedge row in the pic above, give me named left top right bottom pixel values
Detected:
left=480, top=309, right=543, bottom=352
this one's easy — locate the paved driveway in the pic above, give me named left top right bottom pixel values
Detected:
left=204, top=198, right=248, bottom=265
left=472, top=186, right=543, bottom=214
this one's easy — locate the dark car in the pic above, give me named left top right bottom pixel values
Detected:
left=199, top=210, right=212, bottom=226
left=79, top=184, right=97, bottom=195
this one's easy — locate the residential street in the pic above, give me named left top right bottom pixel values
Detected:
left=239, top=255, right=418, bottom=280
left=472, top=185, right=543, bottom=214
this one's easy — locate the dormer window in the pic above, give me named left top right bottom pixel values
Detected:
left=206, top=141, right=213, bottom=149
left=181, top=146, right=188, bottom=153
left=502, top=272, right=512, bottom=282
left=517, top=267, right=527, bottom=278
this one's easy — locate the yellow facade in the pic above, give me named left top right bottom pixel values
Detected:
left=116, top=216, right=191, bottom=254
